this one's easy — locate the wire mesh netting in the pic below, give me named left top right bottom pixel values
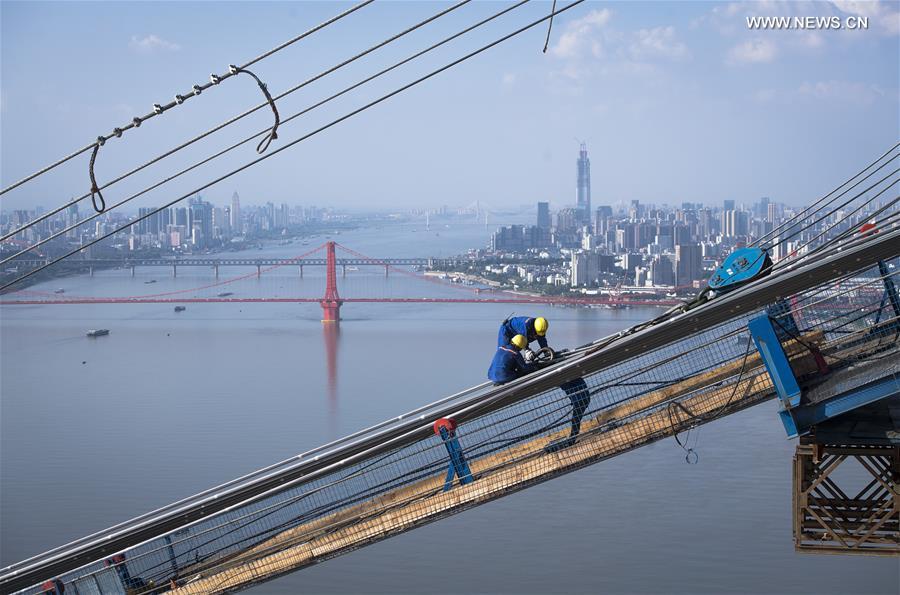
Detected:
left=13, top=256, right=897, bottom=595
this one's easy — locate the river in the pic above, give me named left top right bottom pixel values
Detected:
left=1, top=223, right=896, bottom=594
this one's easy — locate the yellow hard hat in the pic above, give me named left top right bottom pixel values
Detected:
left=511, top=334, right=528, bottom=350
left=534, top=317, right=549, bottom=336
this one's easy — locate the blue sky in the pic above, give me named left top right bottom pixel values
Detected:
left=1, top=1, right=897, bottom=212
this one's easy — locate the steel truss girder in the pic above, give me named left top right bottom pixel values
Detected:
left=793, top=443, right=900, bottom=556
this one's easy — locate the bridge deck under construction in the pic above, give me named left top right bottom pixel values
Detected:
left=173, top=332, right=847, bottom=593
left=3, top=231, right=898, bottom=595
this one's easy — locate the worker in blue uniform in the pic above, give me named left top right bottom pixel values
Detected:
left=488, top=334, right=536, bottom=385
left=497, top=316, right=551, bottom=352
left=545, top=378, right=592, bottom=453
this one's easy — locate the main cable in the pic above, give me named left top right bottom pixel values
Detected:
left=0, top=0, right=374, bottom=198
left=0, top=0, right=588, bottom=293
left=0, top=0, right=529, bottom=259
left=1, top=0, right=473, bottom=242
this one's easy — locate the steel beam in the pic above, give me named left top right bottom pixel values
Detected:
left=793, top=443, right=899, bottom=555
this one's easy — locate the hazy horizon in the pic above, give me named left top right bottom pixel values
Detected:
left=2, top=1, right=897, bottom=212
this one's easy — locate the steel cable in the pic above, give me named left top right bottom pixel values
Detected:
left=1, top=0, right=474, bottom=243
left=754, top=142, right=899, bottom=248
left=1, top=0, right=532, bottom=271
left=0, top=0, right=587, bottom=293
left=0, top=0, right=374, bottom=197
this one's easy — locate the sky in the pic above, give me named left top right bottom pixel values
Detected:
left=1, top=1, right=898, bottom=212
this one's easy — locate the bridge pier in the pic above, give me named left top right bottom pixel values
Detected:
left=130, top=266, right=135, bottom=277
left=257, top=264, right=261, bottom=278
left=89, top=266, right=94, bottom=277
left=384, top=264, right=389, bottom=277
left=299, top=265, right=303, bottom=278
left=214, top=265, right=219, bottom=279
left=172, top=265, right=177, bottom=277
left=342, top=264, right=346, bottom=277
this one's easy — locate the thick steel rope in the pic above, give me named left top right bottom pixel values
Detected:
left=0, top=0, right=374, bottom=197
left=1, top=0, right=471, bottom=237
left=0, top=0, right=587, bottom=292
left=0, top=0, right=528, bottom=257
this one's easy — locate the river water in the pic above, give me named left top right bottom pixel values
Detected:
left=1, top=223, right=896, bottom=594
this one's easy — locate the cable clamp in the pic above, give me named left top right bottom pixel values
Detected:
left=192, top=84, right=203, bottom=96
left=132, top=117, right=142, bottom=128
left=210, top=73, right=221, bottom=85
left=113, top=127, right=123, bottom=138
left=175, top=94, right=186, bottom=105
left=153, top=103, right=163, bottom=115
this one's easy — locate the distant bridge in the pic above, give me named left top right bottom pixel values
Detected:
left=7, top=257, right=444, bottom=268
left=2, top=242, right=677, bottom=316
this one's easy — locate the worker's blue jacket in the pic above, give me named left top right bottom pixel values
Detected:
left=497, top=316, right=548, bottom=350
left=487, top=344, right=535, bottom=384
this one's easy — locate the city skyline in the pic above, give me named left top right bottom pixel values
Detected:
left=1, top=1, right=897, bottom=212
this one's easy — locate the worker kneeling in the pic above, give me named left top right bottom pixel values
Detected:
left=498, top=316, right=552, bottom=353
left=488, top=334, right=536, bottom=385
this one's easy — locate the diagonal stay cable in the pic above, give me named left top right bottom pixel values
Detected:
left=772, top=167, right=899, bottom=253
left=0, top=0, right=374, bottom=198
left=0, top=0, right=529, bottom=258
left=754, top=142, right=899, bottom=248
left=0, top=0, right=472, bottom=241
left=769, top=175, right=900, bottom=274
left=1, top=0, right=589, bottom=293
left=788, top=194, right=900, bottom=265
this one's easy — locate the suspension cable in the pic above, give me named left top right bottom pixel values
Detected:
left=0, top=0, right=529, bottom=256
left=0, top=0, right=374, bottom=198
left=0, top=0, right=588, bottom=293
left=754, top=141, right=899, bottom=248
left=1, top=0, right=473, bottom=242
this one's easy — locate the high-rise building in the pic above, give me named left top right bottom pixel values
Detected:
left=650, top=255, right=675, bottom=286
left=629, top=200, right=641, bottom=220
left=188, top=196, right=213, bottom=248
left=570, top=250, right=600, bottom=287
left=622, top=253, right=642, bottom=274
left=491, top=225, right=525, bottom=252
left=675, top=243, right=702, bottom=286
left=230, top=192, right=241, bottom=232
left=594, top=206, right=612, bottom=235
left=723, top=199, right=735, bottom=212
left=757, top=196, right=770, bottom=218
left=537, top=202, right=551, bottom=230
left=723, top=209, right=750, bottom=238
left=576, top=143, right=591, bottom=224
